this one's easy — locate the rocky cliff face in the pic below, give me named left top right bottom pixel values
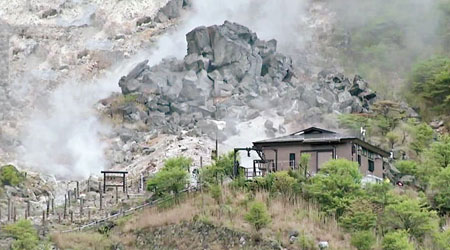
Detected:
left=113, top=21, right=378, bottom=143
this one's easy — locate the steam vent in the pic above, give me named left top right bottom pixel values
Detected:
left=0, top=20, right=9, bottom=88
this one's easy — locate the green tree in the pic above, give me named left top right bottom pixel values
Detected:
left=200, top=151, right=236, bottom=185
left=409, top=56, right=450, bottom=117
left=305, top=159, right=362, bottom=217
left=339, top=198, right=377, bottom=232
left=435, top=229, right=450, bottom=250
left=409, top=123, right=434, bottom=156
left=384, top=198, right=438, bottom=240
left=163, top=156, right=193, bottom=171
left=424, top=135, right=450, bottom=169
left=209, top=184, right=222, bottom=205
left=386, top=131, right=399, bottom=150
left=147, top=156, right=191, bottom=203
left=351, top=231, right=376, bottom=250
left=0, top=165, right=24, bottom=187
left=382, top=230, right=414, bottom=250
left=244, top=201, right=271, bottom=232
left=429, top=167, right=450, bottom=214
left=272, top=171, right=296, bottom=198
left=4, top=219, right=40, bottom=250
left=395, top=160, right=418, bottom=176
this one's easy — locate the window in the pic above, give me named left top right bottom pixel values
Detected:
left=289, top=153, right=296, bottom=169
left=368, top=160, right=375, bottom=172
left=362, top=148, right=368, bottom=156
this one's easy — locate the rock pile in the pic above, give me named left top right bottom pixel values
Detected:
left=114, top=21, right=378, bottom=140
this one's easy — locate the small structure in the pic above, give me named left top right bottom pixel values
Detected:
left=101, top=171, right=128, bottom=193
left=237, top=127, right=389, bottom=179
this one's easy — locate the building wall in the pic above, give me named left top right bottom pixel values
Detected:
left=260, top=143, right=352, bottom=174
left=258, top=142, right=384, bottom=178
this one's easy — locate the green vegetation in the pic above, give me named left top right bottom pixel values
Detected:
left=4, top=219, right=40, bottom=250
left=0, top=165, right=25, bottom=187
left=407, top=56, right=450, bottom=119
left=305, top=159, right=362, bottom=217
left=350, top=231, right=375, bottom=250
left=200, top=151, right=236, bottom=185
left=244, top=201, right=271, bottom=232
left=382, top=230, right=414, bottom=250
left=147, top=156, right=191, bottom=203
left=384, top=198, right=438, bottom=241
left=430, top=167, right=450, bottom=214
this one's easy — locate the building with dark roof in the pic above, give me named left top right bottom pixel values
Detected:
left=251, top=127, right=390, bottom=178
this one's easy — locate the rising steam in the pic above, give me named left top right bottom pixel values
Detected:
left=20, top=0, right=310, bottom=178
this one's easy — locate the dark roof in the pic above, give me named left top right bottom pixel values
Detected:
left=253, top=127, right=389, bottom=157
left=253, top=127, right=356, bottom=144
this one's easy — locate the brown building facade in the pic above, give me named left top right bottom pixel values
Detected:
left=252, top=127, right=389, bottom=178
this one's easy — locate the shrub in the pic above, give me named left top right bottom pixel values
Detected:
left=339, top=198, right=377, bottom=232
left=244, top=201, right=271, bottom=232
left=434, top=229, right=450, bottom=250
left=209, top=184, right=222, bottom=205
left=382, top=230, right=414, bottom=250
left=305, top=159, right=362, bottom=217
left=350, top=231, right=376, bottom=250
left=0, top=165, right=24, bottom=187
left=201, top=151, right=236, bottom=185
left=297, top=231, right=317, bottom=250
left=408, top=56, right=450, bottom=117
left=430, top=167, right=450, bottom=214
left=4, top=219, right=39, bottom=250
left=272, top=171, right=295, bottom=198
left=147, top=156, right=190, bottom=203
left=384, top=198, right=439, bottom=240
left=163, top=156, right=193, bottom=171
left=409, top=123, right=434, bottom=156
left=395, top=160, right=418, bottom=176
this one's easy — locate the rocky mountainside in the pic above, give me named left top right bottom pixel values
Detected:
left=112, top=21, right=378, bottom=141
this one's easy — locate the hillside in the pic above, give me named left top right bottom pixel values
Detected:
left=0, top=0, right=449, bottom=249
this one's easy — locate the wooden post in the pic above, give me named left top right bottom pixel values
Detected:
left=7, top=197, right=11, bottom=221
left=80, top=198, right=83, bottom=217
left=58, top=213, right=61, bottom=223
left=70, top=211, right=73, bottom=224
left=27, top=200, right=30, bottom=218
left=76, top=181, right=79, bottom=199
left=42, top=210, right=45, bottom=226
left=25, top=209, right=27, bottom=219
left=122, top=173, right=126, bottom=192
left=115, top=186, right=119, bottom=204
left=100, top=191, right=103, bottom=210
left=64, top=195, right=67, bottom=219
left=73, top=188, right=77, bottom=200
left=68, top=190, right=71, bottom=207
left=103, top=172, right=106, bottom=193
left=51, top=198, right=54, bottom=215
left=46, top=199, right=50, bottom=217
left=87, top=179, right=90, bottom=193
left=13, top=207, right=16, bottom=222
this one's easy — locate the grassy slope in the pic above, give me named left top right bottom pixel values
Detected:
left=51, top=188, right=353, bottom=250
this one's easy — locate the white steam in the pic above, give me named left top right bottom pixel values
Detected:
left=20, top=0, right=309, bottom=178
left=150, top=0, right=308, bottom=61
left=20, top=54, right=150, bottom=179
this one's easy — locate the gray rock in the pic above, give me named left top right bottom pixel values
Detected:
left=41, top=9, right=58, bottom=19
left=159, top=0, right=184, bottom=20
left=136, top=16, right=152, bottom=26
left=338, top=91, right=353, bottom=109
